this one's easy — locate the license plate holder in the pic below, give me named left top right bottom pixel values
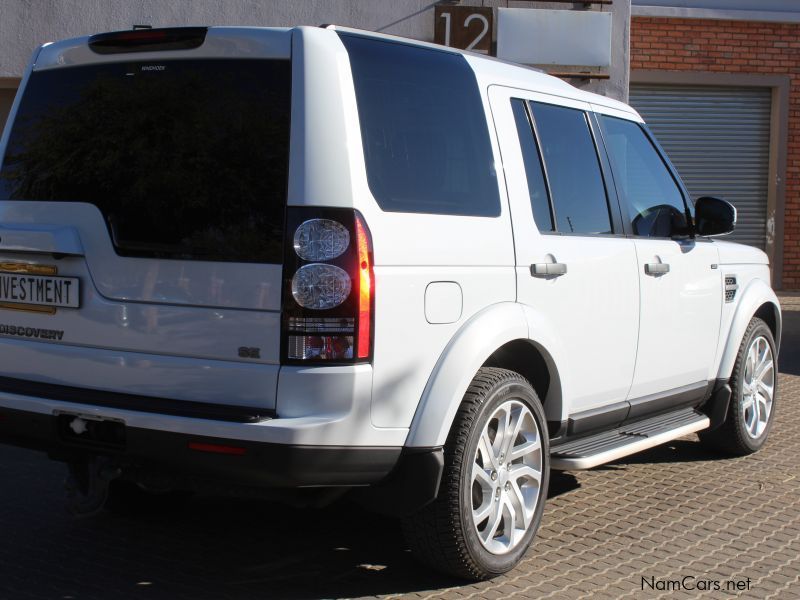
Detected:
left=0, top=271, right=80, bottom=309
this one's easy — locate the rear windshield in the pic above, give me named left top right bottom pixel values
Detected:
left=340, top=35, right=501, bottom=217
left=0, top=59, right=290, bottom=263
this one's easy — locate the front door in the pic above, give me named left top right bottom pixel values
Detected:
left=631, top=238, right=722, bottom=399
left=596, top=113, right=722, bottom=404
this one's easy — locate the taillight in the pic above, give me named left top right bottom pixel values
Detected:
left=88, top=27, right=208, bottom=55
left=282, top=208, right=374, bottom=364
left=355, top=214, right=372, bottom=359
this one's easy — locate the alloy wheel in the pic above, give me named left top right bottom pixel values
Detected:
left=741, top=335, right=775, bottom=439
left=471, top=399, right=543, bottom=554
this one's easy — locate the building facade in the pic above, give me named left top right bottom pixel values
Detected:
left=630, top=0, right=800, bottom=289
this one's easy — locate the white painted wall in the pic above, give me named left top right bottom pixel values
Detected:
left=0, top=0, right=432, bottom=77
left=0, top=0, right=630, bottom=99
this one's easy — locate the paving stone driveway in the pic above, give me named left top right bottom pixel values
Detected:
left=1, top=299, right=799, bottom=600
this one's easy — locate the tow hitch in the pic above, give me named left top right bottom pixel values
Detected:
left=65, top=456, right=122, bottom=517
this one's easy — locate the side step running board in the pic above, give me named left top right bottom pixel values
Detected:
left=550, top=408, right=710, bottom=470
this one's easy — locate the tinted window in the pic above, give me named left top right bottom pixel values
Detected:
left=511, top=99, right=553, bottom=231
left=530, top=102, right=611, bottom=235
left=340, top=35, right=500, bottom=217
left=600, top=116, right=688, bottom=237
left=0, top=59, right=291, bottom=262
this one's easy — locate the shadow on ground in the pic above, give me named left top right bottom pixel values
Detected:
left=0, top=447, right=591, bottom=600
left=599, top=438, right=736, bottom=469
left=2, top=442, right=725, bottom=600
left=1, top=446, right=593, bottom=599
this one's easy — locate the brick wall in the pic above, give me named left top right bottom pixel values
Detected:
left=631, top=17, right=800, bottom=289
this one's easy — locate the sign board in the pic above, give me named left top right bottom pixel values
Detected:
left=434, top=5, right=493, bottom=55
left=496, top=8, right=612, bottom=67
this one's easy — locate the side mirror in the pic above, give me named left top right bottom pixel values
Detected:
left=694, top=196, right=736, bottom=237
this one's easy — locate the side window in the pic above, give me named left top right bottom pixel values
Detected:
left=340, top=35, right=501, bottom=217
left=510, top=99, right=553, bottom=232
left=600, top=115, right=689, bottom=237
left=529, top=102, right=612, bottom=235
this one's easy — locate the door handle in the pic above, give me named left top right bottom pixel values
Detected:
left=645, top=262, right=670, bottom=275
left=531, top=262, right=567, bottom=277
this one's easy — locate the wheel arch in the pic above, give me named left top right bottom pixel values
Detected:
left=717, top=278, right=782, bottom=380
left=482, top=339, right=563, bottom=430
left=405, top=302, right=565, bottom=448
left=754, top=302, right=781, bottom=350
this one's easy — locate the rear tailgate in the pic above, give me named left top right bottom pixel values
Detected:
left=0, top=28, right=292, bottom=412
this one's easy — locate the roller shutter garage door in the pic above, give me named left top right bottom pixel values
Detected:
left=630, top=84, right=771, bottom=249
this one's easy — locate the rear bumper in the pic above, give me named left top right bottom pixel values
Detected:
left=0, top=362, right=408, bottom=448
left=0, top=406, right=401, bottom=487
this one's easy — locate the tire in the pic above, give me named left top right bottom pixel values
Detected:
left=402, top=367, right=549, bottom=581
left=700, top=317, right=778, bottom=456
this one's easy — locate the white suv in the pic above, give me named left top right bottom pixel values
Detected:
left=0, top=26, right=781, bottom=580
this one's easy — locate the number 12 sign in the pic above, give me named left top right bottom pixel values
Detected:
left=434, top=5, right=493, bottom=55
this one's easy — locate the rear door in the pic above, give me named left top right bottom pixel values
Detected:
left=489, top=87, right=640, bottom=432
left=0, top=28, right=292, bottom=410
